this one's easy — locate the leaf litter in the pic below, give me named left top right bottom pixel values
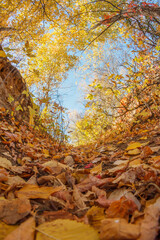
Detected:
left=0, top=109, right=160, bottom=239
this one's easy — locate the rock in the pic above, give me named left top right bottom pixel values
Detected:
left=64, top=156, right=74, bottom=167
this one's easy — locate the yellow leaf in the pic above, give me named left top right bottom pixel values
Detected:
left=0, top=50, right=7, bottom=58
left=0, top=221, right=17, bottom=240
left=43, top=149, right=50, bottom=157
left=8, top=95, right=14, bottom=103
left=90, top=162, right=102, bottom=174
left=139, top=136, right=147, bottom=140
left=16, top=184, right=63, bottom=199
left=126, top=142, right=142, bottom=151
left=129, top=159, right=142, bottom=167
left=87, top=206, right=105, bottom=229
left=36, top=219, right=100, bottom=240
left=4, top=217, right=35, bottom=240
left=28, top=106, right=35, bottom=126
left=127, top=149, right=141, bottom=156
left=22, top=90, right=29, bottom=97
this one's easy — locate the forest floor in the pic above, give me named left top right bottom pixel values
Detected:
left=0, top=107, right=160, bottom=240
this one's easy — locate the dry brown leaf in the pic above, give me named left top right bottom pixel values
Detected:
left=96, top=196, right=113, bottom=208
left=76, top=175, right=113, bottom=192
left=105, top=196, right=137, bottom=219
left=37, top=210, right=76, bottom=224
left=100, top=218, right=140, bottom=240
left=0, top=169, right=8, bottom=182
left=141, top=146, right=153, bottom=158
left=37, top=175, right=55, bottom=185
left=42, top=160, right=72, bottom=170
left=16, top=184, right=64, bottom=199
left=64, top=156, right=74, bottom=167
left=107, top=164, right=126, bottom=173
left=113, top=169, right=136, bottom=184
left=0, top=198, right=31, bottom=224
left=113, top=160, right=129, bottom=166
left=138, top=198, right=160, bottom=240
left=52, top=190, right=72, bottom=202
left=108, top=188, right=141, bottom=210
left=0, top=157, right=12, bottom=169
left=73, top=186, right=86, bottom=209
left=7, top=176, right=26, bottom=185
left=150, top=146, right=160, bottom=153
left=56, top=172, right=66, bottom=184
left=4, top=217, right=35, bottom=240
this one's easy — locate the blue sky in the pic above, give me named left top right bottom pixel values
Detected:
left=58, top=68, right=85, bottom=112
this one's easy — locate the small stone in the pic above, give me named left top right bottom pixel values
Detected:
left=64, top=156, right=74, bottom=167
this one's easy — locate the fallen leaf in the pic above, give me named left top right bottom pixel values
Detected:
left=76, top=175, right=113, bottom=192
left=113, top=160, right=129, bottom=166
left=85, top=163, right=94, bottom=169
left=16, top=184, right=64, bottom=199
left=96, top=196, right=113, bottom=208
left=90, top=162, right=102, bottom=174
left=0, top=169, right=8, bottom=182
left=73, top=186, right=86, bottom=209
left=127, top=149, right=141, bottom=156
left=113, top=169, right=136, bottom=184
left=92, top=186, right=106, bottom=198
left=0, top=157, right=12, bottom=169
left=37, top=210, right=76, bottom=224
left=105, top=196, right=137, bottom=219
left=129, top=159, right=142, bottom=168
left=107, top=164, right=126, bottom=173
left=4, top=217, right=35, bottom=240
left=0, top=198, right=31, bottom=224
left=141, top=146, right=153, bottom=158
left=138, top=197, right=160, bottom=240
left=126, top=142, right=142, bottom=151
left=64, top=156, right=74, bottom=166
left=87, top=206, right=105, bottom=229
left=150, top=146, right=160, bottom=153
left=149, top=156, right=160, bottom=168
left=36, top=219, right=100, bottom=240
left=42, top=160, right=72, bottom=170
left=100, top=218, right=140, bottom=240
left=7, top=176, right=26, bottom=185
left=108, top=188, right=141, bottom=210
left=42, top=149, right=50, bottom=158
left=0, top=221, right=17, bottom=239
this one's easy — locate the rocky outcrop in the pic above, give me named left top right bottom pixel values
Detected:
left=0, top=44, right=32, bottom=122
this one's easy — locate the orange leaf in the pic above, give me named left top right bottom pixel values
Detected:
left=16, top=184, right=64, bottom=199
left=105, top=197, right=137, bottom=219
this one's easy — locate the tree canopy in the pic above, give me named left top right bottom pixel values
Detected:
left=0, top=0, right=159, bottom=143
